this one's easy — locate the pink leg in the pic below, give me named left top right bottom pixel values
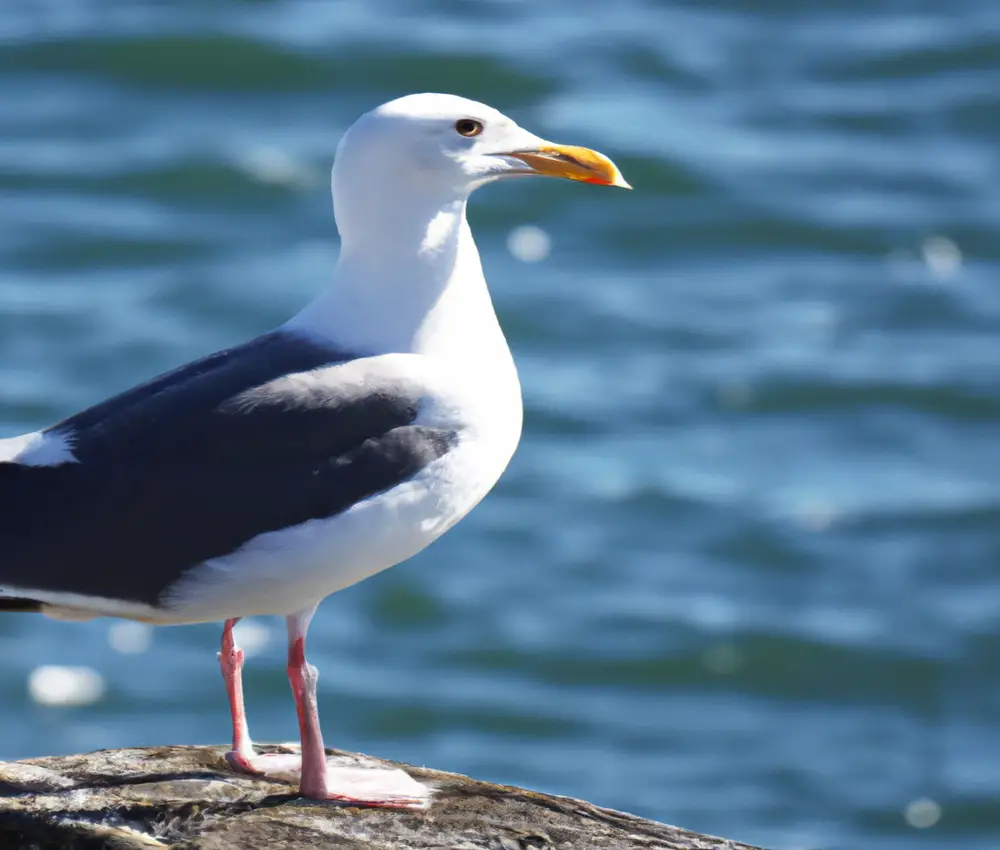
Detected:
left=286, top=606, right=417, bottom=806
left=218, top=608, right=428, bottom=807
left=219, top=618, right=261, bottom=774
left=285, top=606, right=330, bottom=798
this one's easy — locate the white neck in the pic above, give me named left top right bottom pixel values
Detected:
left=285, top=195, right=506, bottom=365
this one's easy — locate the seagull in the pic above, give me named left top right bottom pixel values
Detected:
left=0, top=93, right=629, bottom=805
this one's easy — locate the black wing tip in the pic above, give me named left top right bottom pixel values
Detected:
left=0, top=597, right=43, bottom=613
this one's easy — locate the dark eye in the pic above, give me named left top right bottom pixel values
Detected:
left=455, top=118, right=484, bottom=137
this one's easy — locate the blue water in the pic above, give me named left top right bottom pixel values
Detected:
left=1, top=2, right=998, bottom=848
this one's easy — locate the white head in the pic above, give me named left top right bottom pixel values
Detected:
left=289, top=95, right=627, bottom=354
left=331, top=93, right=629, bottom=247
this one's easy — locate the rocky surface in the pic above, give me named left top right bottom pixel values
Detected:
left=0, top=745, right=764, bottom=849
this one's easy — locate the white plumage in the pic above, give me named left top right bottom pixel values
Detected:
left=0, top=93, right=628, bottom=805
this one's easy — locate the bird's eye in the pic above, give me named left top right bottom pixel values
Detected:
left=455, top=119, right=484, bottom=138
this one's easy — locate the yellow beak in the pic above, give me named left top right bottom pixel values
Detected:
left=505, top=144, right=631, bottom=189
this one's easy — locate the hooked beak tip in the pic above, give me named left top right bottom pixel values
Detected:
left=505, top=144, right=631, bottom=189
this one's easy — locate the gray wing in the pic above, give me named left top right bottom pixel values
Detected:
left=0, top=330, right=455, bottom=607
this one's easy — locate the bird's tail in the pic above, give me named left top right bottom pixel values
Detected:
left=0, top=597, right=42, bottom=613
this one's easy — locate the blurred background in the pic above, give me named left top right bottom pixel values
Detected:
left=0, top=1, right=997, bottom=848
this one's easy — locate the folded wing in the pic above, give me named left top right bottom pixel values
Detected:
left=0, top=330, right=455, bottom=610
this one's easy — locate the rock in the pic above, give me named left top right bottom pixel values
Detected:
left=0, top=745, right=764, bottom=849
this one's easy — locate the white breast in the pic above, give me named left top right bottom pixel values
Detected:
left=162, top=350, right=522, bottom=625
left=164, top=198, right=526, bottom=624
